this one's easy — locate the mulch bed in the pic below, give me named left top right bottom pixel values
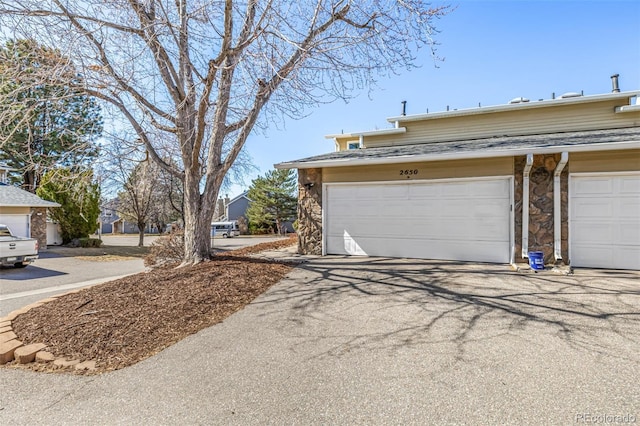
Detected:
left=7, top=236, right=297, bottom=374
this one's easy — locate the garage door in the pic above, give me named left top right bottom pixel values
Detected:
left=325, top=178, right=512, bottom=263
left=570, top=173, right=640, bottom=270
left=0, top=214, right=30, bottom=237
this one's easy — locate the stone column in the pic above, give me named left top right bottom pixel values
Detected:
left=30, top=207, right=47, bottom=251
left=515, top=153, right=568, bottom=265
left=529, top=153, right=563, bottom=264
left=297, top=168, right=323, bottom=255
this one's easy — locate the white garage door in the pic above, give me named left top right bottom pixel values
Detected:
left=570, top=173, right=640, bottom=270
left=0, top=214, right=30, bottom=238
left=325, top=178, right=512, bottom=263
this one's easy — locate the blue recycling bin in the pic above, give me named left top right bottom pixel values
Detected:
left=528, top=251, right=544, bottom=270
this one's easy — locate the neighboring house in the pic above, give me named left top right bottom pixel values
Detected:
left=213, top=192, right=250, bottom=234
left=0, top=164, right=61, bottom=249
left=276, top=77, right=640, bottom=270
left=226, top=192, right=251, bottom=223
left=214, top=191, right=295, bottom=234
left=99, top=200, right=158, bottom=235
left=214, top=191, right=251, bottom=223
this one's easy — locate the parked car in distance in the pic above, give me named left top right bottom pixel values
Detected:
left=0, top=224, right=39, bottom=268
left=211, top=221, right=240, bottom=238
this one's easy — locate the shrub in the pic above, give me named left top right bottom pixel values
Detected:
left=78, top=237, right=102, bottom=248
left=145, top=231, right=184, bottom=268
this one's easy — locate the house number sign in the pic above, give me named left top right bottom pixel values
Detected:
left=399, top=169, right=419, bottom=178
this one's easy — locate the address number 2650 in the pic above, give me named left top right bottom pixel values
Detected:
left=400, top=169, right=419, bottom=177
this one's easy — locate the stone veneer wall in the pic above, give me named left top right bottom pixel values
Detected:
left=297, top=168, right=323, bottom=255
left=30, top=207, right=47, bottom=251
left=514, top=154, right=568, bottom=265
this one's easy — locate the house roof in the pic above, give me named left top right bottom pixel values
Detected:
left=385, top=91, right=640, bottom=124
left=0, top=183, right=61, bottom=207
left=275, top=126, right=640, bottom=169
left=228, top=191, right=251, bottom=205
left=324, top=91, right=640, bottom=142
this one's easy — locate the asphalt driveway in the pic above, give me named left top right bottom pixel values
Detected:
left=1, top=257, right=638, bottom=424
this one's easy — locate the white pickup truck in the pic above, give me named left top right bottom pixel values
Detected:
left=0, top=224, right=39, bottom=268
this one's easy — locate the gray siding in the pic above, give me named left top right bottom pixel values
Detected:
left=228, top=197, right=250, bottom=221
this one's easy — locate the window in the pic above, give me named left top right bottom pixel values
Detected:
left=348, top=142, right=360, bottom=150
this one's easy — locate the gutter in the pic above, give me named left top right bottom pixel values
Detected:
left=325, top=127, right=406, bottom=139
left=522, top=154, right=534, bottom=259
left=553, top=152, right=569, bottom=261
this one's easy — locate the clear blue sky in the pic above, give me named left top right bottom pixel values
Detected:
left=229, top=0, right=640, bottom=197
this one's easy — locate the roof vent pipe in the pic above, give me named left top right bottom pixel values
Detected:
left=611, top=74, right=620, bottom=93
left=401, top=100, right=407, bottom=116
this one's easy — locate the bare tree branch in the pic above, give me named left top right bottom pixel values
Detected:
left=0, top=0, right=449, bottom=265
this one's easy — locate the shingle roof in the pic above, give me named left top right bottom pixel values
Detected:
left=0, top=183, right=61, bottom=207
left=276, top=126, right=640, bottom=169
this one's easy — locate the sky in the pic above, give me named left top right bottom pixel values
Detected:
left=229, top=0, right=640, bottom=197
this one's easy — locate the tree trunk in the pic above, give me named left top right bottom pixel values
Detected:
left=22, top=170, right=36, bottom=193
left=137, top=224, right=145, bottom=247
left=181, top=173, right=217, bottom=265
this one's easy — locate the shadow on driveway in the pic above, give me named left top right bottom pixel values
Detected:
left=258, top=258, right=640, bottom=363
left=0, top=265, right=67, bottom=281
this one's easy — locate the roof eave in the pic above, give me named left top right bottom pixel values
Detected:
left=324, top=127, right=407, bottom=139
left=1, top=203, right=61, bottom=208
left=275, top=140, right=640, bottom=170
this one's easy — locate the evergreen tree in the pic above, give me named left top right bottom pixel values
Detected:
left=0, top=39, right=102, bottom=192
left=246, top=169, right=297, bottom=235
left=37, top=168, right=100, bottom=243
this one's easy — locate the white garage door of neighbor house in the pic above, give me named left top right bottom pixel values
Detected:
left=325, top=178, right=512, bottom=263
left=0, top=214, right=30, bottom=238
left=570, top=173, right=640, bottom=270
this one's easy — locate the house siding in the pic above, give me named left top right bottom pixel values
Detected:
left=569, top=149, right=640, bottom=173
left=365, top=99, right=640, bottom=148
left=0, top=206, right=29, bottom=215
left=228, top=197, right=250, bottom=222
left=323, top=157, right=513, bottom=183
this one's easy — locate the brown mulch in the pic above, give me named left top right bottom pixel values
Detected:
left=7, top=236, right=298, bottom=375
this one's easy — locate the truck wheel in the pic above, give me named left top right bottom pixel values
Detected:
left=223, top=233, right=228, bottom=238
left=14, top=262, right=28, bottom=268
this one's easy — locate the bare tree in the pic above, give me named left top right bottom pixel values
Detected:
left=118, top=160, right=159, bottom=247
left=0, top=1, right=448, bottom=265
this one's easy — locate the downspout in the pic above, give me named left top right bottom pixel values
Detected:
left=522, top=154, right=534, bottom=259
left=554, top=152, right=569, bottom=261
left=28, top=210, right=33, bottom=238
